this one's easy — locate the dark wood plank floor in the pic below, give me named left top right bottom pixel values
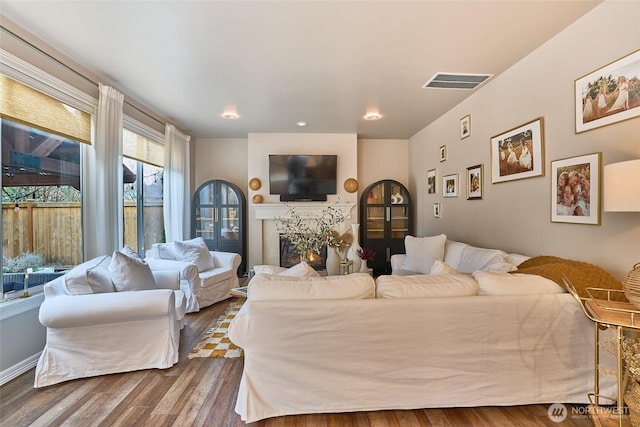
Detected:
left=0, top=297, right=594, bottom=426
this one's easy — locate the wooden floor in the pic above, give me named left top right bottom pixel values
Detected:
left=1, top=297, right=594, bottom=427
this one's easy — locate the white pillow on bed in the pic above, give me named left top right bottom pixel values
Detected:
left=472, top=270, right=566, bottom=295
left=400, top=234, right=446, bottom=274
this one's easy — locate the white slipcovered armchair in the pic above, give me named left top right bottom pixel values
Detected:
left=145, top=238, right=241, bottom=312
left=35, top=254, right=186, bottom=388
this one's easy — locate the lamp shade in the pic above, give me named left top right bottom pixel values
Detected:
left=603, top=159, right=640, bottom=212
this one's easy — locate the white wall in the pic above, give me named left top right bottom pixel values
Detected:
left=357, top=138, right=409, bottom=191
left=194, top=138, right=249, bottom=191
left=246, top=133, right=358, bottom=267
left=408, top=1, right=640, bottom=280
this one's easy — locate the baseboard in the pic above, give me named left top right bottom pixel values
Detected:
left=0, top=352, right=40, bottom=386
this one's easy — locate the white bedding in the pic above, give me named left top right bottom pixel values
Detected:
left=229, top=293, right=616, bottom=423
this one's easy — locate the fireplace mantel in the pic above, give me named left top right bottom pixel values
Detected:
left=253, top=202, right=356, bottom=221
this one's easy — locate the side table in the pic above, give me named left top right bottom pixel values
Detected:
left=566, top=280, right=640, bottom=427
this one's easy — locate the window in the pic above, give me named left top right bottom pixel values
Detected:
left=1, top=61, right=94, bottom=297
left=122, top=126, right=165, bottom=255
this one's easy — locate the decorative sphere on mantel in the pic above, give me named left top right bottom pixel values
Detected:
left=252, top=194, right=263, bottom=204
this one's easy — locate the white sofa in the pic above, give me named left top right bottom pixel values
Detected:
left=228, top=239, right=618, bottom=423
left=145, top=238, right=241, bottom=312
left=34, top=254, right=186, bottom=388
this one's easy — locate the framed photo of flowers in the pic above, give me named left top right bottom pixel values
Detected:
left=575, top=49, right=640, bottom=133
left=466, top=164, right=483, bottom=200
left=427, top=169, right=437, bottom=194
left=443, top=173, right=458, bottom=198
left=490, top=117, right=544, bottom=184
left=551, top=152, right=601, bottom=225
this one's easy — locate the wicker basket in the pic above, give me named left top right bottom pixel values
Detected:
left=623, top=263, right=640, bottom=308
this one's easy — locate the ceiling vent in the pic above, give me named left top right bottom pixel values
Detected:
left=422, top=73, right=493, bottom=90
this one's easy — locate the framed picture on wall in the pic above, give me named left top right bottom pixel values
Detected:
left=443, top=173, right=458, bottom=197
left=490, top=117, right=544, bottom=184
left=439, top=145, right=447, bottom=162
left=550, top=152, right=601, bottom=225
left=433, top=203, right=441, bottom=218
left=575, top=49, right=640, bottom=133
left=460, top=114, right=471, bottom=139
left=427, top=169, right=437, bottom=194
left=466, top=164, right=483, bottom=200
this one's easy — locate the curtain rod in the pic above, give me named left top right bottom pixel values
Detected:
left=1, top=24, right=166, bottom=128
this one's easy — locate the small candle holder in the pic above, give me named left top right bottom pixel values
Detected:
left=22, top=273, right=30, bottom=298
left=339, top=259, right=353, bottom=275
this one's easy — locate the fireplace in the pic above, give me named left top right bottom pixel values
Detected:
left=279, top=235, right=327, bottom=270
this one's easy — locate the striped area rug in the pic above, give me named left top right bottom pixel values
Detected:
left=189, top=300, right=244, bottom=359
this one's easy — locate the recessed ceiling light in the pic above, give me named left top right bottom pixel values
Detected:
left=296, top=121, right=308, bottom=127
left=364, top=112, right=382, bottom=121
left=222, top=111, right=239, bottom=120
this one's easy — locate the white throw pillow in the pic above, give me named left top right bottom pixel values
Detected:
left=109, top=251, right=157, bottom=292
left=154, top=243, right=177, bottom=260
left=443, top=240, right=469, bottom=268
left=400, top=234, right=446, bottom=274
left=253, top=265, right=288, bottom=275
left=174, top=238, right=215, bottom=272
left=65, top=255, right=115, bottom=295
left=430, top=260, right=458, bottom=275
left=472, top=270, right=566, bottom=295
left=121, top=245, right=142, bottom=260
left=456, top=247, right=506, bottom=274
left=375, top=274, right=479, bottom=298
left=279, top=261, right=321, bottom=277
left=248, top=273, right=375, bottom=300
left=505, top=253, right=530, bottom=267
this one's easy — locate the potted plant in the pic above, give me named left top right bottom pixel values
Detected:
left=276, top=206, right=345, bottom=264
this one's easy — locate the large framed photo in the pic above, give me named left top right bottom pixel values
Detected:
left=427, top=169, right=437, bottom=194
left=460, top=114, right=471, bottom=139
left=490, top=117, right=544, bottom=184
left=466, top=164, right=483, bottom=200
left=551, top=152, right=601, bottom=225
left=575, top=50, right=640, bottom=133
left=442, top=173, right=458, bottom=198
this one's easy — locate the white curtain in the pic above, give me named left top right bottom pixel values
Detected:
left=163, top=124, right=191, bottom=242
left=84, top=83, right=124, bottom=259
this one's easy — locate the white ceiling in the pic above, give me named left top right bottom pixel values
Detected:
left=1, top=1, right=601, bottom=140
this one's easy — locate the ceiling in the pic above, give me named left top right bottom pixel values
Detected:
left=0, top=1, right=601, bottom=140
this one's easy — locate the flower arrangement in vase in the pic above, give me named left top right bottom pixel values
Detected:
left=275, top=206, right=345, bottom=263
left=356, top=247, right=376, bottom=274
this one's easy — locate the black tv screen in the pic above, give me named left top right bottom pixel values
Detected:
left=269, top=154, right=337, bottom=195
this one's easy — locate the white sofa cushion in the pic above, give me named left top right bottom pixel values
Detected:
left=253, top=265, right=287, bottom=275
left=200, top=267, right=235, bottom=288
left=64, top=255, right=115, bottom=295
left=174, top=237, right=215, bottom=272
left=375, top=274, right=479, bottom=298
left=456, top=246, right=506, bottom=274
left=109, top=251, right=157, bottom=292
left=472, top=270, right=566, bottom=295
left=154, top=243, right=177, bottom=260
left=248, top=273, right=375, bottom=301
left=400, top=234, right=446, bottom=274
left=121, top=245, right=143, bottom=260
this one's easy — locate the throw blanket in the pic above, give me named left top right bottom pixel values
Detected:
left=513, top=256, right=626, bottom=302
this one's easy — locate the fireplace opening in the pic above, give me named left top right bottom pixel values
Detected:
left=279, top=235, right=327, bottom=270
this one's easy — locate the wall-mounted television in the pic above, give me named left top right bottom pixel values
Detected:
left=269, top=154, right=337, bottom=200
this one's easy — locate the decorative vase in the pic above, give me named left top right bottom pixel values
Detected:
left=346, top=224, right=362, bottom=273
left=326, top=247, right=340, bottom=276
left=625, top=381, right=640, bottom=427
left=359, top=259, right=369, bottom=274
